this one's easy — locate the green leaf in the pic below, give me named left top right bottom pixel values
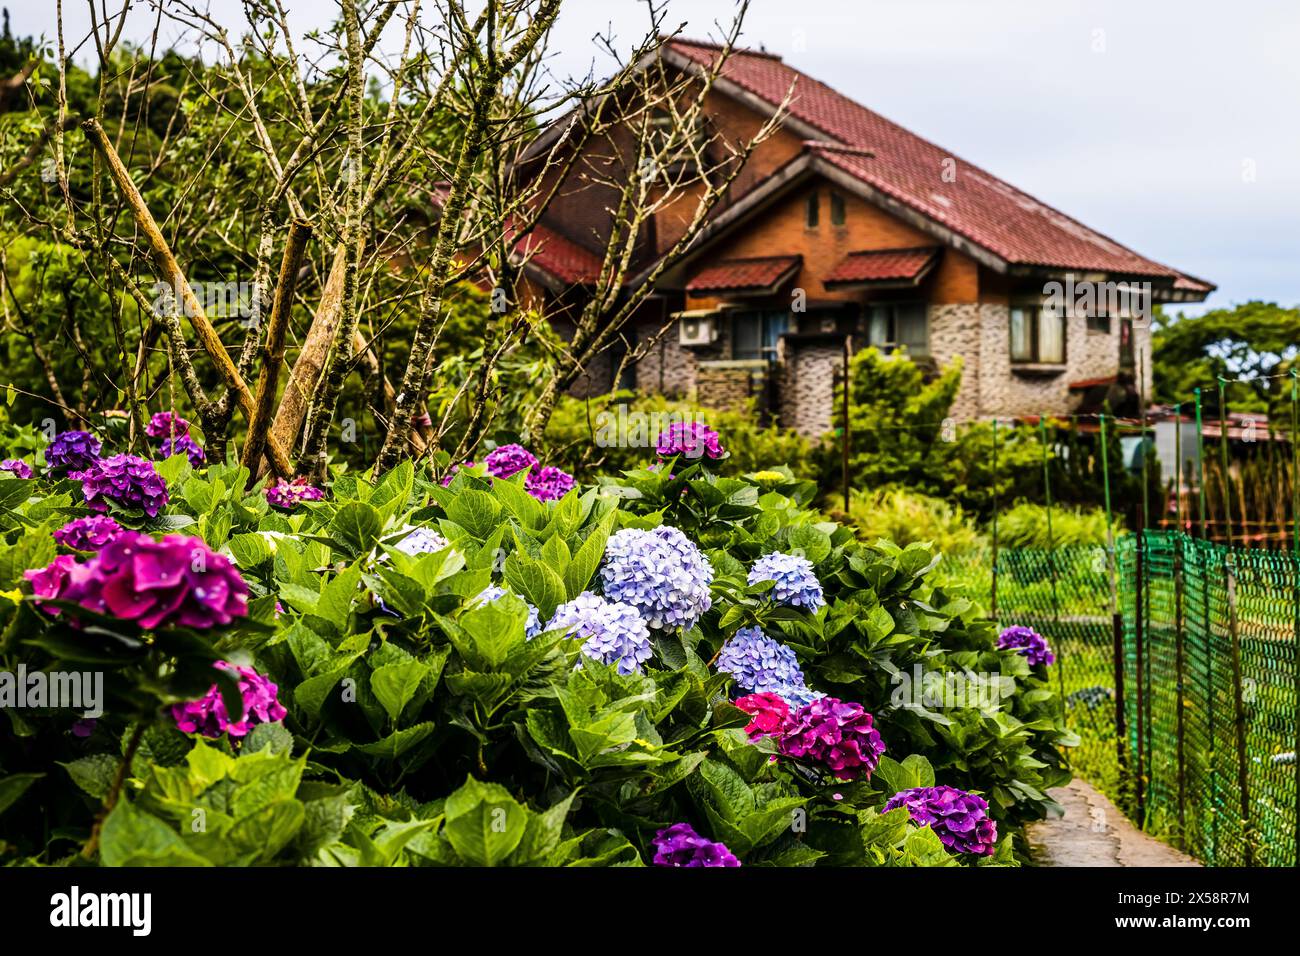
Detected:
left=99, top=798, right=209, bottom=867
left=370, top=660, right=429, bottom=724
left=503, top=553, right=567, bottom=619
left=442, top=776, right=528, bottom=866
left=445, top=490, right=501, bottom=539
left=0, top=772, right=43, bottom=816
left=331, top=502, right=382, bottom=556
left=564, top=511, right=614, bottom=599
left=60, top=755, right=119, bottom=800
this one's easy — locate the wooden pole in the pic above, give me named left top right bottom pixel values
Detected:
left=991, top=416, right=1000, bottom=619
left=841, top=337, right=851, bottom=510
left=241, top=219, right=312, bottom=475
left=81, top=117, right=292, bottom=476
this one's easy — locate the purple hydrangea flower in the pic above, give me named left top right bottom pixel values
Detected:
left=265, top=477, right=324, bottom=510
left=171, top=661, right=287, bottom=738
left=53, top=515, right=124, bottom=551
left=483, top=443, right=538, bottom=480
left=547, top=591, right=652, bottom=675
left=145, top=411, right=191, bottom=439
left=80, top=454, right=169, bottom=517
left=27, top=531, right=248, bottom=630
left=779, top=697, right=885, bottom=781
left=748, top=552, right=825, bottom=611
left=651, top=823, right=740, bottom=867
left=1, top=459, right=33, bottom=479
left=655, top=421, right=725, bottom=461
left=883, top=785, right=999, bottom=856
left=525, top=465, right=575, bottom=502
left=158, top=433, right=206, bottom=467
left=600, top=525, right=713, bottom=631
left=393, top=526, right=449, bottom=555
left=45, top=430, right=102, bottom=473
left=716, top=626, right=818, bottom=707
left=997, top=625, right=1055, bottom=667
left=472, top=585, right=542, bottom=639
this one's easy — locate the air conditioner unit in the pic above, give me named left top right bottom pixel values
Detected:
left=677, top=312, right=718, bottom=347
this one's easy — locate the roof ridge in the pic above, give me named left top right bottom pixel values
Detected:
left=663, top=36, right=784, bottom=61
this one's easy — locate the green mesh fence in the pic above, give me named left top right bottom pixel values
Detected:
left=939, top=531, right=1299, bottom=867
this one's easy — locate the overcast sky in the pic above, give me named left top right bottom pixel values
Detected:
left=15, top=0, right=1299, bottom=314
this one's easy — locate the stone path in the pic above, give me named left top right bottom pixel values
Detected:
left=1025, top=779, right=1201, bottom=867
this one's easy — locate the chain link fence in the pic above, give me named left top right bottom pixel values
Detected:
left=939, top=532, right=1299, bottom=867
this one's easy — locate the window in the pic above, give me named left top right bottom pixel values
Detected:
left=1087, top=313, right=1112, bottom=334
left=732, top=310, right=790, bottom=362
left=1009, top=303, right=1066, bottom=364
left=806, top=192, right=820, bottom=228
left=830, top=192, right=846, bottom=226
left=647, top=110, right=706, bottom=176
left=866, top=302, right=928, bottom=358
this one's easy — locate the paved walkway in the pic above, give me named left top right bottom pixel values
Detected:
left=1025, top=779, right=1201, bottom=867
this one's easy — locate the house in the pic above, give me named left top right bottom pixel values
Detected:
left=515, top=39, right=1214, bottom=437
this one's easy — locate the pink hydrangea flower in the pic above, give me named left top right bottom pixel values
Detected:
left=779, top=696, right=885, bottom=781
left=53, top=515, right=124, bottom=551
left=734, top=692, right=791, bottom=740
left=265, top=477, right=324, bottom=509
left=171, top=662, right=287, bottom=738
left=26, top=532, right=248, bottom=630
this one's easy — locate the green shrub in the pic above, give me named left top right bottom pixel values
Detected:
left=838, top=487, right=987, bottom=557
left=996, top=502, right=1119, bottom=548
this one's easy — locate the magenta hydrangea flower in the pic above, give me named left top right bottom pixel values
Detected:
left=45, top=430, right=102, bottom=473
left=883, top=786, right=999, bottom=856
left=779, top=697, right=885, bottom=781
left=28, top=532, right=248, bottom=630
left=53, top=515, right=124, bottom=551
left=1, top=459, right=33, bottom=478
left=483, top=443, right=538, bottom=479
left=145, top=411, right=190, bottom=439
left=80, top=454, right=169, bottom=517
left=158, top=433, right=206, bottom=466
left=997, top=625, right=1055, bottom=667
left=651, top=823, right=740, bottom=867
left=265, top=477, right=325, bottom=509
left=171, top=661, right=287, bottom=738
left=24, top=554, right=79, bottom=606
left=655, top=421, right=725, bottom=461
left=734, top=692, right=790, bottom=740
left=524, top=465, right=575, bottom=502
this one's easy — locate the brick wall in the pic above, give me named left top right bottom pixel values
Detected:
left=696, top=360, right=766, bottom=412
left=778, top=341, right=842, bottom=439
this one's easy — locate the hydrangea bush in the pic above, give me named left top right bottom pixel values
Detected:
left=0, top=432, right=1069, bottom=868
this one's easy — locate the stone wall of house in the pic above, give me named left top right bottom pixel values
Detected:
left=696, top=360, right=766, bottom=413
left=778, top=341, right=841, bottom=439
left=632, top=311, right=732, bottom=399
left=928, top=304, right=982, bottom=420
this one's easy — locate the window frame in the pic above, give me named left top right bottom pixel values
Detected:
left=865, top=301, right=929, bottom=359
left=731, top=309, right=790, bottom=363
left=1009, top=301, right=1067, bottom=365
left=830, top=192, right=846, bottom=226
left=805, top=191, right=820, bottom=228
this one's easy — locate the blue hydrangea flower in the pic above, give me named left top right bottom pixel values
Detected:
left=547, top=591, right=652, bottom=675
left=600, top=525, right=713, bottom=631
left=716, top=626, right=819, bottom=707
left=748, top=552, right=825, bottom=611
left=472, top=585, right=542, bottom=639
left=394, top=526, right=449, bottom=556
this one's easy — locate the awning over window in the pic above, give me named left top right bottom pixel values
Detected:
left=823, top=247, right=939, bottom=288
left=686, top=255, right=802, bottom=295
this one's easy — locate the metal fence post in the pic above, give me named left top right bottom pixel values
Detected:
left=1100, top=412, right=1129, bottom=799
left=1173, top=404, right=1188, bottom=847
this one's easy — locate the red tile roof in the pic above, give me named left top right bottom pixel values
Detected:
left=824, top=247, right=939, bottom=286
left=514, top=221, right=606, bottom=286
left=666, top=39, right=1207, bottom=285
left=686, top=255, right=801, bottom=293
